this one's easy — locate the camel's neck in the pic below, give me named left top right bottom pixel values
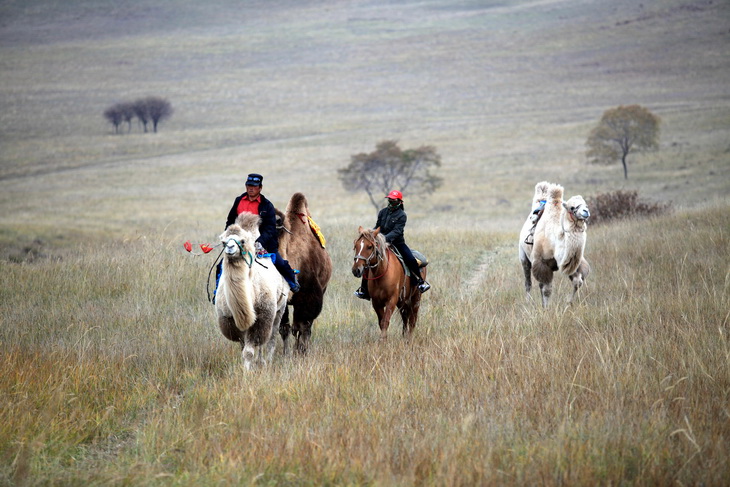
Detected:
left=561, top=211, right=586, bottom=234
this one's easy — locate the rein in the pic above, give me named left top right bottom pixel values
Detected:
left=206, top=247, right=225, bottom=303
left=364, top=249, right=390, bottom=280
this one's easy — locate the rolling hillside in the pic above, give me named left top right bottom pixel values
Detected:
left=0, top=0, right=728, bottom=245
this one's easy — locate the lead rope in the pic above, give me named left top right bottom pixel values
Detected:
left=206, top=247, right=225, bottom=303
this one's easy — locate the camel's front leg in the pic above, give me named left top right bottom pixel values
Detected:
left=569, top=273, right=583, bottom=304
left=539, top=281, right=552, bottom=308
left=568, top=258, right=590, bottom=304
left=241, top=341, right=257, bottom=370
left=521, top=257, right=533, bottom=301
left=294, top=320, right=313, bottom=355
left=279, top=306, right=291, bottom=356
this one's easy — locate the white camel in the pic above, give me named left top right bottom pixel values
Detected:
left=519, top=181, right=591, bottom=307
left=215, top=212, right=289, bottom=369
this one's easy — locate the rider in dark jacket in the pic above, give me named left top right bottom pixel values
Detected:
left=355, top=190, right=430, bottom=299
left=215, top=173, right=299, bottom=302
left=225, top=188, right=279, bottom=253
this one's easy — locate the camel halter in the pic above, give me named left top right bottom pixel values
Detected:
left=225, top=237, right=254, bottom=268
left=561, top=208, right=587, bottom=234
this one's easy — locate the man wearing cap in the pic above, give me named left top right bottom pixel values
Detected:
left=221, top=173, right=299, bottom=293
left=355, top=189, right=430, bottom=299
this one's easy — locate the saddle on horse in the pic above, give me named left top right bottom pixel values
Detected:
left=354, top=247, right=430, bottom=299
left=390, top=247, right=428, bottom=278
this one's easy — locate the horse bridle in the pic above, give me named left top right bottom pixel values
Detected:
left=354, top=234, right=388, bottom=274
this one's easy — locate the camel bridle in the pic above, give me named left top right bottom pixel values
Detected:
left=562, top=204, right=589, bottom=233
left=224, top=237, right=254, bottom=268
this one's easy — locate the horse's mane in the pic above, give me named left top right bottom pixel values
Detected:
left=361, top=228, right=388, bottom=253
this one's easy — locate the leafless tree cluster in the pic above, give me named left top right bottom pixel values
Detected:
left=103, top=97, right=173, bottom=134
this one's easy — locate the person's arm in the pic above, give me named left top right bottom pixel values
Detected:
left=257, top=198, right=279, bottom=252
left=383, top=212, right=406, bottom=243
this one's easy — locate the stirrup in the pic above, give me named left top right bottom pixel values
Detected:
left=354, top=288, right=369, bottom=300
left=418, top=281, right=431, bottom=293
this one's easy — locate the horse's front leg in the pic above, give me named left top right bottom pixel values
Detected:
left=376, top=301, right=396, bottom=340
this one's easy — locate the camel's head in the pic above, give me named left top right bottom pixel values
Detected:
left=219, top=224, right=255, bottom=265
left=275, top=209, right=293, bottom=238
left=563, top=196, right=590, bottom=222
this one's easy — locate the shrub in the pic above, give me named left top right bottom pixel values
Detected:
left=585, top=190, right=671, bottom=225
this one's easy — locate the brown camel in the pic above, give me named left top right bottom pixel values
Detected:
left=276, top=192, right=332, bottom=354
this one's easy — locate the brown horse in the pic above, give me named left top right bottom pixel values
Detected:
left=352, top=226, right=425, bottom=340
left=276, top=193, right=332, bottom=354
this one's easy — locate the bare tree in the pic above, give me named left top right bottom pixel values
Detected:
left=143, top=96, right=173, bottom=133
left=586, top=105, right=660, bottom=179
left=103, top=97, right=173, bottom=134
left=119, top=102, right=135, bottom=133
left=338, top=140, right=443, bottom=209
left=103, top=105, right=123, bottom=133
left=132, top=99, right=150, bottom=132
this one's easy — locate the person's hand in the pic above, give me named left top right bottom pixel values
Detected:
left=255, top=241, right=265, bottom=254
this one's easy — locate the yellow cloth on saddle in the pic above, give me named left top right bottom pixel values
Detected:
left=308, top=216, right=326, bottom=248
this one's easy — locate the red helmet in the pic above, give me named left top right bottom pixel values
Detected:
left=386, top=190, right=403, bottom=200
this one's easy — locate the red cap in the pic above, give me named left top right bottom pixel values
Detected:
left=386, top=190, right=403, bottom=200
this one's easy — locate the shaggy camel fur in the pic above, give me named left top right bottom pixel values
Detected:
left=216, top=212, right=289, bottom=369
left=276, top=192, right=332, bottom=354
left=519, top=181, right=591, bottom=307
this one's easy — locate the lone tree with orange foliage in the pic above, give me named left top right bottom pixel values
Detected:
left=586, top=105, right=660, bottom=179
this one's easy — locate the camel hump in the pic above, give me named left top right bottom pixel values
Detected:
left=235, top=212, right=261, bottom=233
left=548, top=184, right=564, bottom=203
left=534, top=181, right=551, bottom=200
left=287, top=192, right=309, bottom=214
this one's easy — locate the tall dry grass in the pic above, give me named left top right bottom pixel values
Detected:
left=1, top=204, right=728, bottom=485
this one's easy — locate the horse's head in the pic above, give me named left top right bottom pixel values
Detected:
left=352, top=226, right=383, bottom=278
left=563, top=195, right=590, bottom=223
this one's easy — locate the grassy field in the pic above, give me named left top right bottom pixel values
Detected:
left=1, top=0, right=729, bottom=484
